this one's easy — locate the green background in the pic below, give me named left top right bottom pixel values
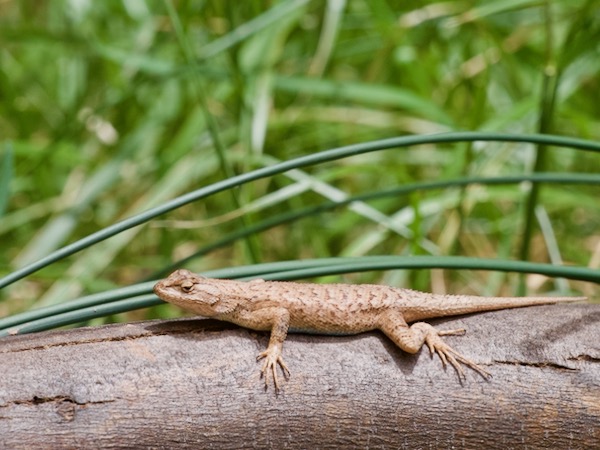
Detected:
left=0, top=1, right=598, bottom=328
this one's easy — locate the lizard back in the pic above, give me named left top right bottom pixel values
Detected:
left=190, top=278, right=583, bottom=334
left=154, top=271, right=584, bottom=335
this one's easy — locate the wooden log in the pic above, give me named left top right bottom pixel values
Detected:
left=0, top=304, right=598, bottom=449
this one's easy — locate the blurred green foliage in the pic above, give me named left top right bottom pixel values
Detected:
left=0, top=0, right=598, bottom=321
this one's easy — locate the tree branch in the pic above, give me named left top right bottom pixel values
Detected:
left=0, top=304, right=598, bottom=449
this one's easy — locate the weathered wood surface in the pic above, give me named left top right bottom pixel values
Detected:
left=0, top=304, right=598, bottom=449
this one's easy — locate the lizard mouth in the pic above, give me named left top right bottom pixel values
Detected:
left=153, top=281, right=169, bottom=299
left=153, top=280, right=181, bottom=302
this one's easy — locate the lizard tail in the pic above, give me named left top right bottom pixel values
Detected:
left=405, top=294, right=586, bottom=321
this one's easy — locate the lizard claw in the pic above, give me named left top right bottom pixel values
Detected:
left=257, top=346, right=290, bottom=392
left=425, top=330, right=491, bottom=381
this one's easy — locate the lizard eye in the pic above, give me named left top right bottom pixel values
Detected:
left=181, top=281, right=194, bottom=293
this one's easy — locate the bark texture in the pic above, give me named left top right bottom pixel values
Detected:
left=0, top=304, right=598, bottom=449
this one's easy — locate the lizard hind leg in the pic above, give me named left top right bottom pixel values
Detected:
left=379, top=313, right=491, bottom=381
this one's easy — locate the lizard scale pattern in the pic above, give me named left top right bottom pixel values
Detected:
left=153, top=269, right=585, bottom=392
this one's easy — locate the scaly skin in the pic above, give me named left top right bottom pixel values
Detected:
left=153, top=269, right=585, bottom=391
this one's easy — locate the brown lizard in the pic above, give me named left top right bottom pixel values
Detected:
left=153, top=269, right=585, bottom=391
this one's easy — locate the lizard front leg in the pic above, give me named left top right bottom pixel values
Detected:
left=378, top=309, right=491, bottom=381
left=238, top=306, right=292, bottom=391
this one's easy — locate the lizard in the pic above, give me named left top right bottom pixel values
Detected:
left=153, top=269, right=586, bottom=391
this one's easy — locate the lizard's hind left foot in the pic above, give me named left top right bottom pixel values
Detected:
left=424, top=328, right=492, bottom=381
left=382, top=320, right=492, bottom=381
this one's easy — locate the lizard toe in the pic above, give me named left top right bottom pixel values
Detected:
left=425, top=332, right=490, bottom=381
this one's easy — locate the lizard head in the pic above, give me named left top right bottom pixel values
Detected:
left=153, top=269, right=228, bottom=317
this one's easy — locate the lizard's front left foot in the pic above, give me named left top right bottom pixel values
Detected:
left=256, top=344, right=290, bottom=392
left=424, top=329, right=492, bottom=381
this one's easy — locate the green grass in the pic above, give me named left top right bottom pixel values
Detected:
left=0, top=1, right=598, bottom=333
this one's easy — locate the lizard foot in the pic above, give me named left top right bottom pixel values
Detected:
left=257, top=345, right=290, bottom=392
left=424, top=330, right=492, bottom=381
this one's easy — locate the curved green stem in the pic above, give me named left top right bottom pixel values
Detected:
left=1, top=132, right=599, bottom=289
